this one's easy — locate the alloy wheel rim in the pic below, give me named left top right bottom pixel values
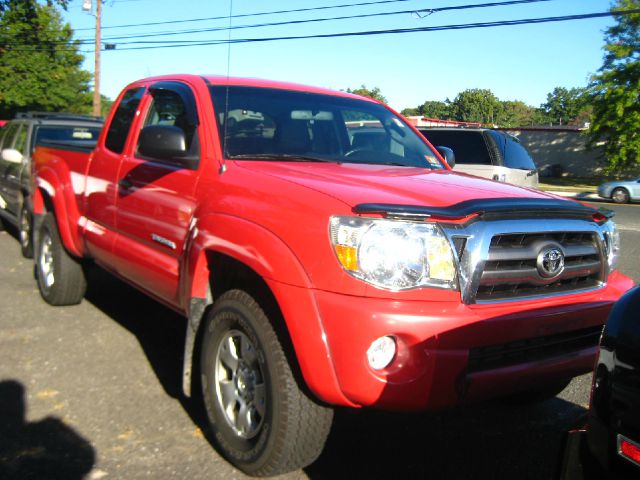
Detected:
left=613, top=190, right=627, bottom=202
left=39, top=234, right=55, bottom=290
left=214, top=329, right=266, bottom=439
left=19, top=207, right=30, bottom=248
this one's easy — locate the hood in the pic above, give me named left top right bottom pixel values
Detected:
left=234, top=161, right=558, bottom=209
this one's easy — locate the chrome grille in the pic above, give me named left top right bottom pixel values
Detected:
left=476, top=232, right=603, bottom=301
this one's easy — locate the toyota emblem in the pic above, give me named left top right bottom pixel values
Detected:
left=536, top=246, right=565, bottom=279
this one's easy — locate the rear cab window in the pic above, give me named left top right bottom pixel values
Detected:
left=32, top=125, right=102, bottom=154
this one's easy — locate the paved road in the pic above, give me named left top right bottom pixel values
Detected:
left=586, top=201, right=640, bottom=284
left=0, top=203, right=637, bottom=480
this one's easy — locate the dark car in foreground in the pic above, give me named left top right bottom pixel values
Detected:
left=598, top=177, right=640, bottom=204
left=561, top=285, right=640, bottom=479
left=0, top=112, right=103, bottom=257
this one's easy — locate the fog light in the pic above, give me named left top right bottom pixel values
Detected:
left=367, top=336, right=397, bottom=370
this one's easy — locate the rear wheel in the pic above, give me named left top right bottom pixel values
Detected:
left=36, top=213, right=86, bottom=305
left=612, top=187, right=630, bottom=204
left=200, top=289, right=333, bottom=476
left=19, top=201, right=33, bottom=258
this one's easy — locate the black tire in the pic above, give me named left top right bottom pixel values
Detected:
left=36, top=213, right=86, bottom=305
left=502, top=379, right=571, bottom=405
left=19, top=201, right=33, bottom=258
left=200, top=289, right=333, bottom=476
left=611, top=187, right=630, bottom=204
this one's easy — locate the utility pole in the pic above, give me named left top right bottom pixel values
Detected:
left=93, top=0, right=101, bottom=117
left=83, top=0, right=102, bottom=117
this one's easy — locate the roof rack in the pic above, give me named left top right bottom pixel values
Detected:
left=14, top=111, right=103, bottom=122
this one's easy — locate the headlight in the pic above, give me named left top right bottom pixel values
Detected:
left=330, top=216, right=457, bottom=290
left=603, top=220, right=621, bottom=269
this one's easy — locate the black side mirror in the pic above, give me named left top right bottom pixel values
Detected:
left=138, top=125, right=198, bottom=169
left=436, top=146, right=456, bottom=168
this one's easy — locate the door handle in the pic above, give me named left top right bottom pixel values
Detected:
left=118, top=178, right=133, bottom=190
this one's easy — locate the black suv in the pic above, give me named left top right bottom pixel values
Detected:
left=0, top=112, right=103, bottom=257
left=561, top=286, right=640, bottom=479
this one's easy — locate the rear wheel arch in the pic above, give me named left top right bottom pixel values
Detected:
left=35, top=212, right=87, bottom=305
left=32, top=186, right=48, bottom=216
left=33, top=181, right=82, bottom=257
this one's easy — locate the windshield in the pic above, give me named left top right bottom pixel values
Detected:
left=209, top=86, right=444, bottom=169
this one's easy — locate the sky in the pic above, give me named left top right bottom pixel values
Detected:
left=59, top=0, right=618, bottom=111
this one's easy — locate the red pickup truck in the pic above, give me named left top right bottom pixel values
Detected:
left=32, top=74, right=633, bottom=476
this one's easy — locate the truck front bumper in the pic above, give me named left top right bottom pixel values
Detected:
left=314, top=271, right=634, bottom=410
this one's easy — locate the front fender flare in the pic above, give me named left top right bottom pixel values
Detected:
left=180, top=213, right=353, bottom=407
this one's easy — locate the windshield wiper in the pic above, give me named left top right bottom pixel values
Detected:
left=228, top=153, right=337, bottom=163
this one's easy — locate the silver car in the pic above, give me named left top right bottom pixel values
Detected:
left=598, top=177, right=640, bottom=203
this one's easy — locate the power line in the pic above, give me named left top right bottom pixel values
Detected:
left=96, top=0, right=555, bottom=43
left=94, top=9, right=640, bottom=51
left=6, top=8, right=638, bottom=53
left=1, top=0, right=555, bottom=45
left=73, top=0, right=418, bottom=31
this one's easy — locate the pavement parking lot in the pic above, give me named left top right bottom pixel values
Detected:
left=1, top=201, right=638, bottom=480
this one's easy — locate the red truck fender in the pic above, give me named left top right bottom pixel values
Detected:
left=33, top=164, right=84, bottom=258
left=180, top=212, right=355, bottom=407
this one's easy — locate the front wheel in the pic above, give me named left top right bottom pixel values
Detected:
left=36, top=213, right=86, bottom=305
left=200, top=290, right=333, bottom=476
left=19, top=201, right=33, bottom=258
left=612, top=187, right=630, bottom=204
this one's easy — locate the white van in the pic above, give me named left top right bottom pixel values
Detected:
left=419, top=127, right=539, bottom=188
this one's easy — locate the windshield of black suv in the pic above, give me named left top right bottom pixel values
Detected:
left=209, top=86, right=444, bottom=169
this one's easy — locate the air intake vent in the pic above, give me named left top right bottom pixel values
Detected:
left=468, top=326, right=602, bottom=372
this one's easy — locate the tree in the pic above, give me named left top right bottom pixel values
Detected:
left=400, top=107, right=420, bottom=117
left=541, top=87, right=589, bottom=126
left=345, top=85, right=388, bottom=104
left=419, top=100, right=450, bottom=119
left=449, top=89, right=500, bottom=124
left=0, top=0, right=68, bottom=13
left=494, top=100, right=536, bottom=127
left=588, top=0, right=640, bottom=173
left=0, top=0, right=92, bottom=118
left=100, top=94, right=113, bottom=119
